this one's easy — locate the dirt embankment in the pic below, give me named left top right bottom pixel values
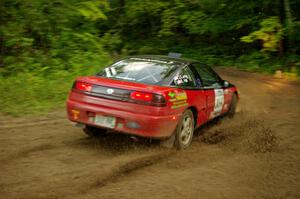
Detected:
left=0, top=68, right=299, bottom=199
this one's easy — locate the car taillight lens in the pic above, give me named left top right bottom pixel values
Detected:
left=130, top=91, right=153, bottom=101
left=74, top=81, right=92, bottom=92
left=130, top=91, right=166, bottom=107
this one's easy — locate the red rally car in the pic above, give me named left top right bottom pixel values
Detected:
left=66, top=55, right=238, bottom=149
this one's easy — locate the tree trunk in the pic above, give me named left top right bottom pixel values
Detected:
left=283, top=0, right=294, bottom=53
left=119, top=0, right=125, bottom=15
left=278, top=0, right=286, bottom=56
left=279, top=0, right=293, bottom=56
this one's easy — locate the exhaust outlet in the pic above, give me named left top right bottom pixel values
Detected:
left=129, top=136, right=139, bottom=142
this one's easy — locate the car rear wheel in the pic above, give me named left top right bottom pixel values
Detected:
left=160, top=109, right=195, bottom=150
left=83, top=125, right=107, bottom=137
left=174, top=109, right=195, bottom=149
left=227, top=93, right=238, bottom=118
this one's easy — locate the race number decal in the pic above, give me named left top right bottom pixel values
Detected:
left=210, top=89, right=224, bottom=118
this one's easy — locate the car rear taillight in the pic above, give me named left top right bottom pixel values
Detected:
left=130, top=91, right=153, bottom=101
left=74, top=81, right=92, bottom=92
left=72, top=81, right=166, bottom=107
left=130, top=91, right=166, bottom=107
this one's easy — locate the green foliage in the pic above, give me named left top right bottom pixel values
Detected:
left=241, top=17, right=283, bottom=52
left=102, top=0, right=289, bottom=56
left=0, top=0, right=299, bottom=115
left=0, top=0, right=111, bottom=115
left=0, top=0, right=110, bottom=75
left=77, top=0, right=109, bottom=21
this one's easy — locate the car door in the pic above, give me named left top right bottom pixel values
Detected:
left=192, top=63, right=225, bottom=120
left=172, top=66, right=208, bottom=127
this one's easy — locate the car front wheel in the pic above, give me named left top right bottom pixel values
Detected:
left=227, top=93, right=238, bottom=118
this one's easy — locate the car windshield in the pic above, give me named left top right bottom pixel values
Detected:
left=97, top=58, right=180, bottom=85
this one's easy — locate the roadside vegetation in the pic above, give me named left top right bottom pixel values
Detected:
left=0, top=0, right=299, bottom=115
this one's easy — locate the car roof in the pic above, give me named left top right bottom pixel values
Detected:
left=125, top=55, right=199, bottom=66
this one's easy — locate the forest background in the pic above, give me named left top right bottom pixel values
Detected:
left=0, top=0, right=299, bottom=115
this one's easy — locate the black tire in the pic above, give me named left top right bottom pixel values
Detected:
left=83, top=125, right=107, bottom=137
left=227, top=93, right=238, bottom=118
left=174, top=109, right=195, bottom=150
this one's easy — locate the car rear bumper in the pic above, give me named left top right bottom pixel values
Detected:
left=66, top=99, right=181, bottom=138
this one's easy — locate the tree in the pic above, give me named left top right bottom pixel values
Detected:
left=241, top=17, right=283, bottom=53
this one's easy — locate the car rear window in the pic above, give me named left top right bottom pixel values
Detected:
left=98, top=58, right=180, bottom=85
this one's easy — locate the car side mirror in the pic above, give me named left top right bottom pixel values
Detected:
left=223, top=80, right=229, bottom=88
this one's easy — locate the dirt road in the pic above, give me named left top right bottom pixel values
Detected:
left=0, top=68, right=299, bottom=199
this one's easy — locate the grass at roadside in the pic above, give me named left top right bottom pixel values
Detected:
left=0, top=61, right=110, bottom=116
